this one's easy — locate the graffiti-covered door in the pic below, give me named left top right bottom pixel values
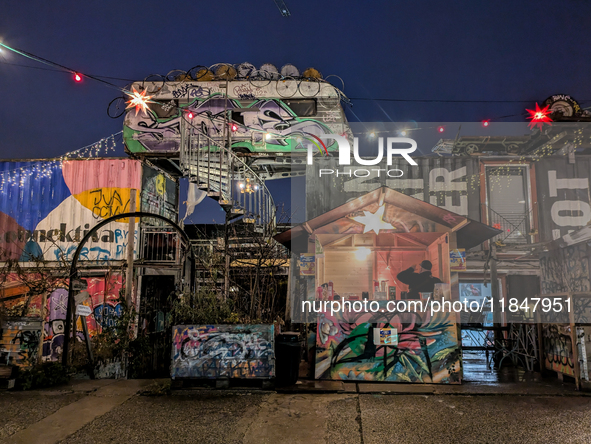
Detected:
left=136, top=275, right=176, bottom=377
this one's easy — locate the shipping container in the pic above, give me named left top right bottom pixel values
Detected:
left=0, top=158, right=178, bottom=263
left=305, top=156, right=480, bottom=221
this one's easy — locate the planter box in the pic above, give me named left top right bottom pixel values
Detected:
left=171, top=324, right=275, bottom=380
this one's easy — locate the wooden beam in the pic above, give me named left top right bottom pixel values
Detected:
left=451, top=218, right=470, bottom=232
left=396, top=234, right=426, bottom=247
left=322, top=234, right=353, bottom=248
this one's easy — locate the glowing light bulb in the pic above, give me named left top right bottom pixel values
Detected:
left=438, top=126, right=445, bottom=133
left=354, top=247, right=371, bottom=260
left=482, top=120, right=490, bottom=127
left=74, top=73, right=82, bottom=82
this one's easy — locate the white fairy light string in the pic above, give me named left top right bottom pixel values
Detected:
left=0, top=132, right=122, bottom=191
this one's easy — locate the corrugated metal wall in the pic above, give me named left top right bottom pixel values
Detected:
left=305, top=157, right=480, bottom=221
left=0, top=158, right=177, bottom=263
left=306, top=155, right=591, bottom=245
left=536, top=156, right=591, bottom=242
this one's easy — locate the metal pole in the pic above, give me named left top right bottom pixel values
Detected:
left=490, top=244, right=503, bottom=367
left=62, top=212, right=194, bottom=368
left=125, top=189, right=137, bottom=307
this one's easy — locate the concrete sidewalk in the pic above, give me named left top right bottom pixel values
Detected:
left=277, top=378, right=589, bottom=397
left=1, top=377, right=589, bottom=444
left=4, top=379, right=157, bottom=444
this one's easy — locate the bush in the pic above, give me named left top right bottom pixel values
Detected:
left=15, top=362, right=70, bottom=390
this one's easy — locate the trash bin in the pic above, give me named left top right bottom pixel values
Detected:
left=275, top=332, right=302, bottom=387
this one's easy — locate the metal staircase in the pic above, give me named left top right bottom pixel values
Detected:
left=178, top=117, right=276, bottom=235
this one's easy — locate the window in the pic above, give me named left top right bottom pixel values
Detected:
left=485, top=165, right=532, bottom=244
left=284, top=99, right=317, bottom=117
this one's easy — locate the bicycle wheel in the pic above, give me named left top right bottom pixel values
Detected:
left=187, top=65, right=208, bottom=81
left=142, top=74, right=165, bottom=94
left=248, top=70, right=271, bottom=88
left=107, top=96, right=127, bottom=119
left=214, top=64, right=237, bottom=80
left=318, top=83, right=341, bottom=109
left=276, top=76, right=297, bottom=98
left=260, top=63, right=280, bottom=80
left=166, top=69, right=188, bottom=82
left=298, top=78, right=321, bottom=97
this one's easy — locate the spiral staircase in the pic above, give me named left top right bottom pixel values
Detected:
left=178, top=116, right=276, bottom=235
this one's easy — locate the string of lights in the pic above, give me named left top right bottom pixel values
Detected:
left=0, top=132, right=122, bottom=191
left=0, top=41, right=572, bottom=123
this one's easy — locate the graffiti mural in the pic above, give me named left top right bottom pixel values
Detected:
left=540, top=244, right=590, bottom=294
left=315, top=311, right=461, bottom=383
left=0, top=318, right=42, bottom=367
left=123, top=81, right=350, bottom=154
left=41, top=274, right=124, bottom=362
left=171, top=324, right=275, bottom=379
left=0, top=159, right=144, bottom=263
left=542, top=324, right=575, bottom=377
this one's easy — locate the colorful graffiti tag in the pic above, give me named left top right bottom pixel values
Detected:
left=123, top=81, right=349, bottom=154
left=41, top=274, right=124, bottom=362
left=316, top=310, right=461, bottom=383
left=0, top=318, right=42, bottom=367
left=171, top=324, right=275, bottom=379
left=542, top=324, right=575, bottom=377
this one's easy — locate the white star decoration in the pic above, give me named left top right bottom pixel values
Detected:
left=351, top=205, right=394, bottom=234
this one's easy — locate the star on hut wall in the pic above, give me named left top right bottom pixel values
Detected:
left=350, top=205, right=393, bottom=234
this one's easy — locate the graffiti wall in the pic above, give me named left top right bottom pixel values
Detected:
left=123, top=80, right=349, bottom=154
left=0, top=159, right=142, bottom=263
left=542, top=323, right=575, bottom=377
left=141, top=167, right=177, bottom=222
left=41, top=274, right=124, bottom=362
left=315, top=311, right=461, bottom=383
left=0, top=318, right=42, bottom=367
left=540, top=244, right=591, bottom=295
left=171, top=324, right=275, bottom=379
left=0, top=159, right=178, bottom=263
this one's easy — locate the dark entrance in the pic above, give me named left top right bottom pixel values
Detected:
left=135, top=275, right=176, bottom=378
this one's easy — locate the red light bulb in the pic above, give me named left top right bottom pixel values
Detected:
left=230, top=123, right=238, bottom=132
left=74, top=73, right=82, bottom=82
left=187, top=111, right=194, bottom=119
left=482, top=120, right=490, bottom=127
left=438, top=126, right=445, bottom=133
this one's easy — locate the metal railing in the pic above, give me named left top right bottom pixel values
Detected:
left=179, top=118, right=276, bottom=236
left=141, top=228, right=180, bottom=263
left=483, top=205, right=533, bottom=245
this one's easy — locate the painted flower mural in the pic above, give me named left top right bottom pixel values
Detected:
left=315, top=310, right=461, bottom=383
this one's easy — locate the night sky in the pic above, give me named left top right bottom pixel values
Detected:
left=1, top=1, right=590, bottom=222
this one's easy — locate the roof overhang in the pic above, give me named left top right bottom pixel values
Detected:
left=275, top=187, right=501, bottom=253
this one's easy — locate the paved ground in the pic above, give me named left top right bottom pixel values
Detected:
left=2, top=380, right=591, bottom=443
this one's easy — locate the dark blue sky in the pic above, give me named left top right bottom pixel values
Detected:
left=1, top=1, right=590, bottom=222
